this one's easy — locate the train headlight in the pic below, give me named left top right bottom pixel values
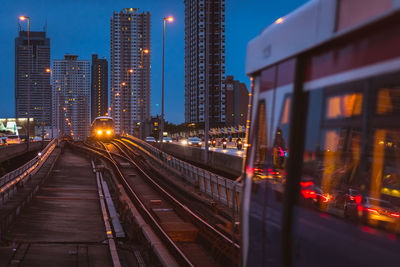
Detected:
left=97, top=129, right=103, bottom=135
left=106, top=130, right=111, bottom=135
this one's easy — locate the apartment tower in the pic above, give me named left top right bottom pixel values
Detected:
left=91, top=54, right=108, bottom=122
left=225, top=75, right=249, bottom=126
left=15, top=30, right=51, bottom=128
left=110, top=8, right=151, bottom=134
left=52, top=55, right=90, bottom=140
left=184, top=0, right=226, bottom=126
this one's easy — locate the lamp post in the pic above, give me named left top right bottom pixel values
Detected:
left=40, top=68, right=51, bottom=148
left=160, top=16, right=174, bottom=144
left=19, top=16, right=30, bottom=149
left=140, top=48, right=149, bottom=139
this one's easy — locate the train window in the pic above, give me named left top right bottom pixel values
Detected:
left=293, top=77, right=400, bottom=266
left=253, top=101, right=267, bottom=175
left=325, top=92, right=363, bottom=119
left=245, top=76, right=293, bottom=265
left=376, top=88, right=400, bottom=114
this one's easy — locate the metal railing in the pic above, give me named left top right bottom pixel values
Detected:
left=122, top=135, right=241, bottom=211
left=0, top=139, right=57, bottom=203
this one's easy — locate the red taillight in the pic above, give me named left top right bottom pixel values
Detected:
left=366, top=208, right=379, bottom=214
left=300, top=181, right=313, bottom=187
left=390, top=213, right=400, bottom=217
left=301, top=189, right=317, bottom=199
left=355, top=195, right=362, bottom=205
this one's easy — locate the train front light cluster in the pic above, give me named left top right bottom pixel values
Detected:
left=106, top=130, right=112, bottom=135
left=97, top=129, right=103, bottom=136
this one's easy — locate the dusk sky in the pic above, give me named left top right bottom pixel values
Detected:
left=0, top=0, right=308, bottom=124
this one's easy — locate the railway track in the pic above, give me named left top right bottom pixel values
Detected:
left=78, top=140, right=239, bottom=266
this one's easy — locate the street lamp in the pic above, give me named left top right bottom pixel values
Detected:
left=160, top=16, right=174, bottom=143
left=19, top=15, right=30, bottom=149
left=139, top=48, right=149, bottom=139
left=40, top=68, right=51, bottom=147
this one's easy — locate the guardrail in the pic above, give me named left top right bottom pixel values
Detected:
left=122, top=135, right=242, bottom=212
left=0, top=139, right=57, bottom=204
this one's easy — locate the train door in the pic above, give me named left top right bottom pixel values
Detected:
left=242, top=59, right=295, bottom=266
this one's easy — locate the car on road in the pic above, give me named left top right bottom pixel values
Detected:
left=162, top=137, right=172, bottom=143
left=188, top=137, right=202, bottom=147
left=145, top=136, right=156, bottom=142
left=6, top=135, right=21, bottom=145
left=345, top=196, right=400, bottom=231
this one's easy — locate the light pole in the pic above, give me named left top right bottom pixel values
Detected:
left=160, top=16, right=174, bottom=144
left=19, top=16, right=30, bottom=149
left=40, top=68, right=51, bottom=148
left=140, top=48, right=149, bottom=139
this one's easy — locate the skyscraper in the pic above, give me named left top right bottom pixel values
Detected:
left=52, top=55, right=90, bottom=140
left=225, top=75, right=249, bottom=126
left=184, top=0, right=226, bottom=126
left=91, top=54, right=108, bottom=122
left=15, top=30, right=51, bottom=128
left=110, top=8, right=151, bottom=135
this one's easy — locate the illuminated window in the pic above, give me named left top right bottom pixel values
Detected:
left=376, top=88, right=400, bottom=114
left=326, top=93, right=362, bottom=119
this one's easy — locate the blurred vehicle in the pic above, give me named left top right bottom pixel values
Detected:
left=237, top=138, right=243, bottom=150
left=91, top=116, right=115, bottom=141
left=334, top=188, right=362, bottom=211
left=209, top=138, right=217, bottom=147
left=6, top=135, right=21, bottom=144
left=221, top=138, right=227, bottom=149
left=299, top=181, right=333, bottom=209
left=346, top=197, right=400, bottom=226
left=145, top=136, right=156, bottom=142
left=33, top=136, right=42, bottom=142
left=188, top=137, right=202, bottom=147
left=162, top=137, right=172, bottom=143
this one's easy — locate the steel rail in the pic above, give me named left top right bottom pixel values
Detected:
left=112, top=139, right=241, bottom=253
left=81, top=141, right=194, bottom=267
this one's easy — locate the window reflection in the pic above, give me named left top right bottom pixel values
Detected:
left=376, top=88, right=400, bottom=114
left=326, top=92, right=362, bottom=119
left=300, top=86, right=400, bottom=234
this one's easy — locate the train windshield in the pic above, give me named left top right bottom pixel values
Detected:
left=94, top=119, right=113, bottom=128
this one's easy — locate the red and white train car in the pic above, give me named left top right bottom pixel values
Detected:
left=243, top=0, right=400, bottom=266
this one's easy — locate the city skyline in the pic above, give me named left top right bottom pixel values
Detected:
left=0, top=0, right=308, bottom=124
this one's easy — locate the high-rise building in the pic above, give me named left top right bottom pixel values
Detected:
left=184, top=0, right=226, bottom=126
left=110, top=8, right=151, bottom=135
left=225, top=75, right=249, bottom=126
left=91, top=54, right=108, bottom=122
left=52, top=55, right=90, bottom=140
left=15, top=30, right=51, bottom=127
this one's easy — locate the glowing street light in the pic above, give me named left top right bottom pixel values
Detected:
left=19, top=15, right=31, bottom=148
left=160, top=15, right=174, bottom=143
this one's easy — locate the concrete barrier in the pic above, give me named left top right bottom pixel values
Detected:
left=161, top=143, right=243, bottom=177
left=0, top=142, right=47, bottom=164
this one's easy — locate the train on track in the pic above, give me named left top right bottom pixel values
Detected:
left=242, top=0, right=400, bottom=266
left=90, top=116, right=115, bottom=141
